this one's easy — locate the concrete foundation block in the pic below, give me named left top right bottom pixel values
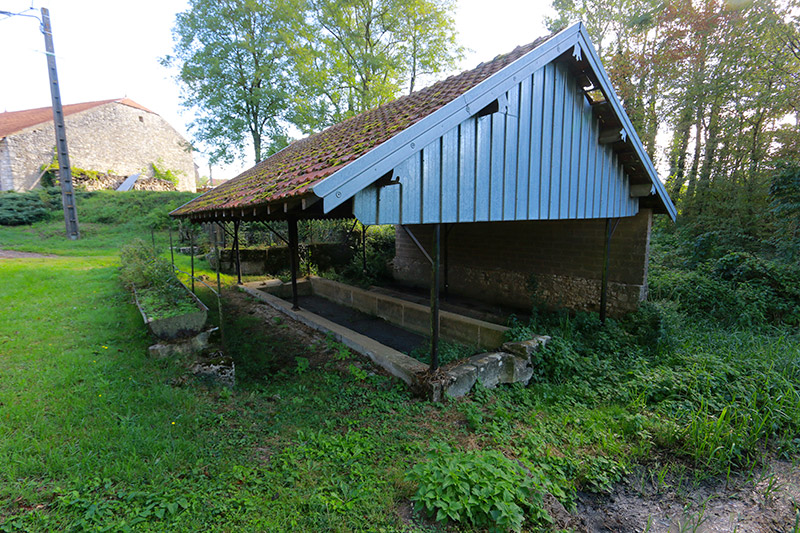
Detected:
left=467, top=352, right=505, bottom=389
left=502, top=335, right=551, bottom=357
left=376, top=299, right=403, bottom=326
left=444, top=364, right=478, bottom=398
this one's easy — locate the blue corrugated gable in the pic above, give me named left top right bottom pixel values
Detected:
left=315, top=23, right=676, bottom=224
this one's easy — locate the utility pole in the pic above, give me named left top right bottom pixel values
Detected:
left=41, top=7, right=79, bottom=240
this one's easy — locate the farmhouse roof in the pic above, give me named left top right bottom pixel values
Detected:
left=0, top=98, right=154, bottom=138
left=172, top=23, right=676, bottom=221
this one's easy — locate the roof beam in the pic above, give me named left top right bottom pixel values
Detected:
left=599, top=128, right=626, bottom=144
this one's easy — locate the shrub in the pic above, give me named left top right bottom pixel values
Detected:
left=406, top=448, right=552, bottom=532
left=119, top=239, right=196, bottom=320
left=0, top=191, right=51, bottom=226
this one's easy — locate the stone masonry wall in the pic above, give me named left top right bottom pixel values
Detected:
left=393, top=209, right=653, bottom=316
left=2, top=102, right=195, bottom=192
left=0, top=139, right=12, bottom=191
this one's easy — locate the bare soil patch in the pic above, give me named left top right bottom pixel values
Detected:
left=0, top=249, right=57, bottom=259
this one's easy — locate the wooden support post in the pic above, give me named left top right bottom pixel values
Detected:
left=233, top=219, right=242, bottom=285
left=430, top=224, right=441, bottom=371
left=288, top=217, right=300, bottom=310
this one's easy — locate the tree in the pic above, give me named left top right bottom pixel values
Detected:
left=287, top=0, right=462, bottom=133
left=162, top=0, right=299, bottom=165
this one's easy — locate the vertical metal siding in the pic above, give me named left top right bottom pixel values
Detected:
left=354, top=61, right=639, bottom=224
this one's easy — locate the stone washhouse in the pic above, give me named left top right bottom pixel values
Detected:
left=0, top=98, right=197, bottom=192
left=171, top=23, right=677, bottom=398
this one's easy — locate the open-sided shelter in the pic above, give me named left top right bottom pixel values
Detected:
left=172, top=23, right=677, bottom=367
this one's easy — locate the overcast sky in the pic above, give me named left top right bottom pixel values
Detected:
left=0, top=0, right=554, bottom=180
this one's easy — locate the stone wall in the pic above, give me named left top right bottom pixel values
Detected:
left=1, top=101, right=196, bottom=192
left=393, top=209, right=653, bottom=316
left=0, top=139, right=12, bottom=191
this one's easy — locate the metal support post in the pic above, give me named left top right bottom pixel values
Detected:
left=430, top=224, right=441, bottom=371
left=233, top=219, right=242, bottom=285
left=190, top=230, right=195, bottom=294
left=600, top=218, right=620, bottom=324
left=288, top=217, right=300, bottom=310
left=214, top=223, right=223, bottom=344
left=41, top=8, right=79, bottom=240
left=169, top=225, right=174, bottom=269
left=362, top=224, right=368, bottom=273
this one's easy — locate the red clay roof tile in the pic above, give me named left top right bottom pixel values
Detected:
left=174, top=35, right=554, bottom=217
left=0, top=98, right=156, bottom=138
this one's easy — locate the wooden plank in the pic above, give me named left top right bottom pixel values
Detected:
left=475, top=114, right=491, bottom=222
left=552, top=63, right=568, bottom=219
left=441, top=128, right=459, bottom=223
left=422, top=139, right=442, bottom=223
left=516, top=75, right=532, bottom=220
left=399, top=155, right=421, bottom=224
left=353, top=185, right=378, bottom=224
left=529, top=66, right=545, bottom=219
left=503, top=87, right=519, bottom=220
left=458, top=118, right=477, bottom=222
left=585, top=110, right=597, bottom=219
left=568, top=81, right=582, bottom=219
left=377, top=183, right=400, bottom=224
left=540, top=63, right=555, bottom=219
left=489, top=111, right=505, bottom=221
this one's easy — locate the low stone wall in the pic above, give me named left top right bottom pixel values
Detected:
left=308, top=277, right=509, bottom=350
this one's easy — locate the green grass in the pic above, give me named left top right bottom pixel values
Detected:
left=1, top=193, right=799, bottom=531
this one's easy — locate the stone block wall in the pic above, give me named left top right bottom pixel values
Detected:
left=1, top=101, right=195, bottom=192
left=393, top=209, right=653, bottom=316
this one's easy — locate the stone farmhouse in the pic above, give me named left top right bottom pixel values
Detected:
left=0, top=98, right=196, bottom=192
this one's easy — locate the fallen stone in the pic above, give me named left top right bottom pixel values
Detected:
left=148, top=327, right=217, bottom=359
left=191, top=351, right=235, bottom=387
left=501, top=335, right=551, bottom=358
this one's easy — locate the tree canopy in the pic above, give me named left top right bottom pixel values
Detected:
left=164, top=0, right=461, bottom=164
left=549, top=0, right=800, bottom=256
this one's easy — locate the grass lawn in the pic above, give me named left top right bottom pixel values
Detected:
left=2, top=192, right=800, bottom=531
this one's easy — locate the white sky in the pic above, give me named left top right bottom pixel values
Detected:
left=0, top=0, right=554, bottom=181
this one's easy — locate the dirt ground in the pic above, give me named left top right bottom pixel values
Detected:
left=571, top=459, right=800, bottom=532
left=231, top=289, right=800, bottom=532
left=0, top=249, right=57, bottom=259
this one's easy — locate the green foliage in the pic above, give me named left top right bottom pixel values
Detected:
left=337, top=224, right=396, bottom=286
left=407, top=448, right=552, bottom=531
left=409, top=339, right=477, bottom=366
left=119, top=239, right=197, bottom=320
left=289, top=0, right=462, bottom=130
left=162, top=0, right=298, bottom=164
left=0, top=191, right=53, bottom=226
left=151, top=160, right=183, bottom=188
left=78, top=190, right=198, bottom=230
left=770, top=161, right=800, bottom=260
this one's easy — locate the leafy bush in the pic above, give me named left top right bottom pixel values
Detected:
left=406, top=448, right=552, bottom=531
left=649, top=251, right=800, bottom=327
left=151, top=160, right=182, bottom=188
left=119, top=239, right=196, bottom=320
left=0, top=191, right=52, bottom=226
left=409, top=340, right=477, bottom=366
left=338, top=224, right=396, bottom=286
